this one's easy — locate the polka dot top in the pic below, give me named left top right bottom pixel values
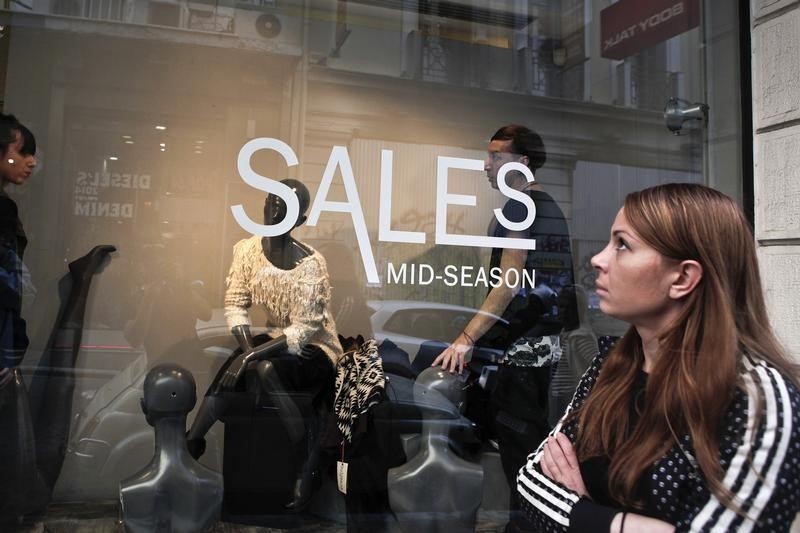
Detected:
left=517, top=350, right=800, bottom=532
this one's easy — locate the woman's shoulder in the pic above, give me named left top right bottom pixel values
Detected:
left=0, top=193, right=18, bottom=222
left=739, top=354, right=800, bottom=397
left=733, top=354, right=800, bottom=430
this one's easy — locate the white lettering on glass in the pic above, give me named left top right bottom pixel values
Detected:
left=379, top=149, right=426, bottom=244
left=306, top=146, right=380, bottom=284
left=232, top=137, right=301, bottom=237
left=233, top=138, right=540, bottom=285
left=435, top=156, right=536, bottom=250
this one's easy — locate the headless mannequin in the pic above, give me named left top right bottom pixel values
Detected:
left=388, top=367, right=483, bottom=533
left=120, top=363, right=222, bottom=533
left=29, top=245, right=116, bottom=494
left=187, top=179, right=326, bottom=510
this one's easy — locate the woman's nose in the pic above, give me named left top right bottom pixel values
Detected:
left=591, top=247, right=608, bottom=271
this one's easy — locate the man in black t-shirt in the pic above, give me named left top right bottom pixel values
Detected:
left=433, top=125, right=576, bottom=533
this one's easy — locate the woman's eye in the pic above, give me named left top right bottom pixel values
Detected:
left=614, top=238, right=629, bottom=251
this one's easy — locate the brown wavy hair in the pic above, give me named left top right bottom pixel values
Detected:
left=573, top=183, right=799, bottom=510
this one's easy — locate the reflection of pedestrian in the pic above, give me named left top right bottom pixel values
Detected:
left=0, top=114, right=36, bottom=377
left=520, top=184, right=800, bottom=532
left=433, top=125, right=575, bottom=531
left=0, top=114, right=40, bottom=523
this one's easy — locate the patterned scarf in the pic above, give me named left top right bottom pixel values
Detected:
left=334, top=337, right=385, bottom=442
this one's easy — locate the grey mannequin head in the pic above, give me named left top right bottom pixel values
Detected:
left=414, top=367, right=465, bottom=415
left=140, top=364, right=197, bottom=426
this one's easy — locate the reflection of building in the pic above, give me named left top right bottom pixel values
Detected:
left=4, top=0, right=718, bottom=293
left=0, top=0, right=751, bottom=354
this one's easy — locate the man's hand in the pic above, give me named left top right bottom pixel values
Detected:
left=431, top=332, right=474, bottom=374
left=541, top=432, right=588, bottom=497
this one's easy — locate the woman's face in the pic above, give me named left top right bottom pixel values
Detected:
left=591, top=208, right=681, bottom=329
left=0, top=132, right=36, bottom=186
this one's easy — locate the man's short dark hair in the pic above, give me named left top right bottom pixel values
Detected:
left=491, top=124, right=546, bottom=172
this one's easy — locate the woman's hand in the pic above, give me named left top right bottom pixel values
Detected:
left=541, top=432, right=588, bottom=497
left=431, top=332, right=474, bottom=374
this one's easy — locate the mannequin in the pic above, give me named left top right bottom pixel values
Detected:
left=0, top=243, right=115, bottom=521
left=120, top=363, right=223, bottom=533
left=388, top=367, right=483, bottom=533
left=29, top=244, right=116, bottom=493
left=187, top=179, right=341, bottom=511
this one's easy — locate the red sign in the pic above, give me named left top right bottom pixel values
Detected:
left=600, top=0, right=700, bottom=60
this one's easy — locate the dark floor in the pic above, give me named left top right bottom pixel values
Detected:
left=4, top=502, right=508, bottom=532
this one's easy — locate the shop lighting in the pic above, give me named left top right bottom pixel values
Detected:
left=122, top=135, right=132, bottom=139
left=155, top=125, right=167, bottom=131
left=195, top=150, right=203, bottom=154
left=109, top=156, right=119, bottom=161
left=196, top=140, right=204, bottom=144
left=160, top=148, right=166, bottom=152
left=124, top=140, right=134, bottom=144
left=160, top=143, right=166, bottom=147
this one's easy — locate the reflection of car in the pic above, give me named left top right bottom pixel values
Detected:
left=53, top=310, right=263, bottom=501
left=368, top=300, right=508, bottom=367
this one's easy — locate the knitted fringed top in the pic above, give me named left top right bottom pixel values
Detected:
left=224, top=236, right=342, bottom=365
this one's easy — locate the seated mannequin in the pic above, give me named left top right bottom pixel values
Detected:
left=388, top=367, right=483, bottom=533
left=120, top=363, right=223, bottom=533
left=187, top=179, right=341, bottom=511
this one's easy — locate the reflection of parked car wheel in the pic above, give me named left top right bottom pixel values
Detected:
left=54, top=333, right=241, bottom=500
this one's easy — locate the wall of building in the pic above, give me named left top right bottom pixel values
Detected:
left=752, top=0, right=800, bottom=363
left=751, top=1, right=800, bottom=529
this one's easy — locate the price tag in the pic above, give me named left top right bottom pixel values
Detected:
left=336, top=461, right=348, bottom=494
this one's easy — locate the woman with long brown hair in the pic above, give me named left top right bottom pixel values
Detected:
left=517, top=183, right=800, bottom=532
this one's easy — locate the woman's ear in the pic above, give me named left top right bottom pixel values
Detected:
left=518, top=154, right=530, bottom=168
left=669, top=260, right=703, bottom=300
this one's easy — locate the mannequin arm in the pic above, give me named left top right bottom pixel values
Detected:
left=223, top=239, right=255, bottom=330
left=216, top=335, right=288, bottom=392
left=231, top=324, right=255, bottom=352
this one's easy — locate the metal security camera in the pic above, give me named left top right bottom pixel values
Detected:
left=664, top=97, right=709, bottom=135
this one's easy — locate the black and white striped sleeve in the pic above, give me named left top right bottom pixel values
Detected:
left=680, top=356, right=800, bottom=532
left=516, top=351, right=606, bottom=532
